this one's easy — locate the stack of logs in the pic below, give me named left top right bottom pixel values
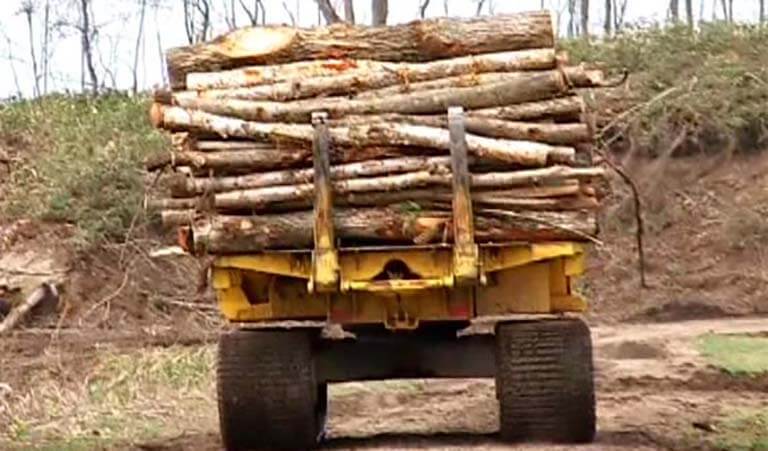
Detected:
left=146, top=11, right=612, bottom=254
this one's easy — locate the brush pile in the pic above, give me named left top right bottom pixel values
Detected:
left=146, top=11, right=613, bottom=254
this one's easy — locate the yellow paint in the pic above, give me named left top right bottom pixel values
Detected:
left=213, top=242, right=589, bottom=324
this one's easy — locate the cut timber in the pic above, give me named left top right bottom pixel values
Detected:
left=214, top=171, right=440, bottom=209
left=167, top=11, right=555, bottom=88
left=208, top=166, right=604, bottom=209
left=150, top=105, right=574, bottom=166
left=165, top=70, right=570, bottom=123
left=170, top=156, right=452, bottom=195
left=177, top=49, right=556, bottom=98
left=189, top=208, right=597, bottom=253
left=332, top=114, right=591, bottom=145
left=0, top=283, right=59, bottom=336
left=474, top=96, right=584, bottom=122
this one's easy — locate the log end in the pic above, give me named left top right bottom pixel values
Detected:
left=218, top=26, right=298, bottom=59
left=149, top=102, right=166, bottom=129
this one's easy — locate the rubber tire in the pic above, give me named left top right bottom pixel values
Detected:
left=217, top=329, right=327, bottom=451
left=495, top=318, right=596, bottom=443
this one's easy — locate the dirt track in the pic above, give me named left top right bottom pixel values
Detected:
left=122, top=317, right=768, bottom=451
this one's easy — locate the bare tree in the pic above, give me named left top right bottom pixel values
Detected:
left=669, top=0, right=679, bottom=22
left=580, top=0, right=589, bottom=39
left=372, top=0, right=388, bottom=25
left=443, top=0, right=449, bottom=15
left=761, top=0, right=765, bottom=24
left=604, top=0, right=612, bottom=36
left=132, top=0, right=147, bottom=95
left=239, top=0, right=266, bottom=25
left=282, top=1, right=296, bottom=25
left=719, top=0, right=732, bottom=21
left=475, top=0, right=487, bottom=15
left=685, top=0, right=694, bottom=29
left=315, top=0, right=342, bottom=24
left=223, top=0, right=237, bottom=29
left=567, top=0, right=577, bottom=37
left=419, top=0, right=430, bottom=18
left=184, top=0, right=211, bottom=43
left=42, top=1, right=51, bottom=94
left=19, top=1, right=41, bottom=97
left=343, top=0, right=355, bottom=23
left=612, top=0, right=629, bottom=32
left=3, top=34, right=24, bottom=99
left=78, top=0, right=98, bottom=93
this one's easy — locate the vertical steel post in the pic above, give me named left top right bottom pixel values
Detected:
left=309, top=111, right=339, bottom=293
left=448, top=107, right=480, bottom=286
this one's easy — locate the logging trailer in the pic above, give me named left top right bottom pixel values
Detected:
left=212, top=109, right=596, bottom=450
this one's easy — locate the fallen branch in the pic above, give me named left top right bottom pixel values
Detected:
left=0, top=283, right=59, bottom=335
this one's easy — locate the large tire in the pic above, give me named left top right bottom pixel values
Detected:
left=217, top=329, right=327, bottom=451
left=495, top=318, right=596, bottom=443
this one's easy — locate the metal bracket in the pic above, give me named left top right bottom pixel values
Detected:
left=448, top=107, right=481, bottom=286
left=309, top=112, right=339, bottom=293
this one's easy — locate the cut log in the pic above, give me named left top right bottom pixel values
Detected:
left=188, top=208, right=597, bottom=253
left=214, top=171, right=439, bottom=209
left=150, top=105, right=574, bottom=166
left=0, top=283, right=59, bottom=336
left=209, top=166, right=604, bottom=210
left=331, top=114, right=591, bottom=145
left=176, top=49, right=557, bottom=99
left=473, top=96, right=584, bottom=122
left=193, top=140, right=275, bottom=151
left=166, top=11, right=555, bottom=89
left=164, top=70, right=570, bottom=123
left=169, top=156, right=452, bottom=195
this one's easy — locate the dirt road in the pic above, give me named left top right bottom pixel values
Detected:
left=123, top=317, right=768, bottom=451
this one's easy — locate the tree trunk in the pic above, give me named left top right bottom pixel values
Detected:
left=151, top=105, right=575, bottom=167
left=473, top=96, right=584, bottom=122
left=670, top=0, right=680, bottom=21
left=178, top=48, right=556, bottom=95
left=165, top=11, right=554, bottom=88
left=315, top=0, right=342, bottom=24
left=580, top=0, right=590, bottom=40
left=343, top=0, right=355, bottom=23
left=604, top=0, right=612, bottom=36
left=209, top=166, right=604, bottom=209
left=330, top=114, right=592, bottom=145
left=170, top=156, right=452, bottom=195
left=686, top=0, right=694, bottom=28
left=761, top=0, right=765, bottom=24
left=164, top=70, right=572, bottom=123
left=371, top=0, right=388, bottom=25
left=188, top=208, right=598, bottom=253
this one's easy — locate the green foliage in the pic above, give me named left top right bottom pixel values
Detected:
left=0, top=93, right=167, bottom=246
left=715, top=408, right=768, bottom=451
left=563, top=23, right=768, bottom=154
left=696, top=334, right=768, bottom=375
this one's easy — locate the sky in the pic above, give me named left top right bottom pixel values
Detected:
left=0, top=0, right=762, bottom=99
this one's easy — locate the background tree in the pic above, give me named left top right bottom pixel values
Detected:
left=686, top=0, right=694, bottom=29
left=669, top=0, right=680, bottom=22
left=580, top=0, right=589, bottom=39
left=315, top=0, right=342, bottom=24
left=239, top=0, right=265, bottom=26
left=78, top=0, right=98, bottom=93
left=372, top=0, right=388, bottom=25
left=604, top=0, right=612, bottom=36
left=343, top=0, right=355, bottom=23
left=183, top=0, right=212, bottom=44
left=19, top=1, right=41, bottom=97
left=419, top=0, right=431, bottom=18
left=132, top=0, right=147, bottom=95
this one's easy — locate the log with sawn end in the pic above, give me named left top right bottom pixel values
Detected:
left=166, top=11, right=555, bottom=89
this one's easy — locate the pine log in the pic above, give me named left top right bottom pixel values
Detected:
left=167, top=11, right=555, bottom=89
left=164, top=70, right=570, bottom=123
left=170, top=156, right=453, bottom=196
left=210, top=166, right=604, bottom=210
left=150, top=105, right=574, bottom=166
left=176, top=49, right=557, bottom=99
left=189, top=208, right=596, bottom=253
left=473, top=96, right=584, bottom=122
left=331, top=114, right=591, bottom=145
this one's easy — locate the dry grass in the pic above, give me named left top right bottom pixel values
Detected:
left=0, top=345, right=216, bottom=450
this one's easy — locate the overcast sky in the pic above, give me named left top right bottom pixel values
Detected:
left=0, top=0, right=761, bottom=99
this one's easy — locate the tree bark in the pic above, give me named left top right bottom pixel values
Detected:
left=164, top=70, right=571, bottom=123
left=177, top=49, right=556, bottom=97
left=330, top=114, right=591, bottom=145
left=473, top=96, right=584, bottom=122
left=604, top=0, right=612, bottom=36
left=188, top=208, right=598, bottom=253
left=150, top=105, right=575, bottom=166
left=686, top=0, right=694, bottom=28
left=165, top=11, right=554, bottom=88
left=170, top=156, right=452, bottom=195
left=209, top=166, right=604, bottom=209
left=371, top=0, right=388, bottom=25
left=343, top=0, right=355, bottom=23
left=315, top=0, right=342, bottom=24
left=580, top=0, right=590, bottom=40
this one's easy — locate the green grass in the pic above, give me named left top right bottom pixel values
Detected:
left=563, top=22, right=768, bottom=155
left=0, top=345, right=216, bottom=450
left=0, top=93, right=168, bottom=246
left=715, top=408, right=768, bottom=451
left=697, top=334, right=768, bottom=375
